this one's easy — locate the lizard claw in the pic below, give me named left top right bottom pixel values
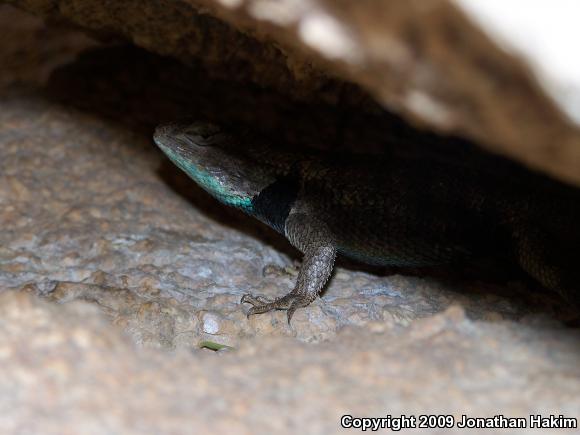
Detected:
left=241, top=291, right=312, bottom=324
left=240, top=294, right=273, bottom=318
left=287, top=297, right=312, bottom=324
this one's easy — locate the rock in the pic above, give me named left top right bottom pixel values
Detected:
left=0, top=4, right=95, bottom=88
left=2, top=291, right=580, bottom=434
left=6, top=0, right=580, bottom=186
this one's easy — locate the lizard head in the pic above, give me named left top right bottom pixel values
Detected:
left=153, top=121, right=296, bottom=213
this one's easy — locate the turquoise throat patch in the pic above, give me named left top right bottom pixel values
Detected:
left=162, top=147, right=253, bottom=211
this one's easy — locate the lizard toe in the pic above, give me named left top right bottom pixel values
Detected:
left=242, top=291, right=310, bottom=320
left=286, top=295, right=313, bottom=325
left=240, top=293, right=272, bottom=306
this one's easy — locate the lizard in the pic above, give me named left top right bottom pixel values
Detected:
left=153, top=121, right=580, bottom=323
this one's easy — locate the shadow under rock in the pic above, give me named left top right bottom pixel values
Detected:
left=44, top=44, right=497, bottom=159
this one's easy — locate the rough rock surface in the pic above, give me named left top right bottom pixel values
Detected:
left=6, top=0, right=580, bottom=186
left=2, top=292, right=580, bottom=435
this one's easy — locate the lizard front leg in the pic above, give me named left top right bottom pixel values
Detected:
left=241, top=213, right=337, bottom=324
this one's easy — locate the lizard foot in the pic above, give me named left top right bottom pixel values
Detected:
left=241, top=291, right=312, bottom=324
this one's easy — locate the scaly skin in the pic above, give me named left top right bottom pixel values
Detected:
left=153, top=121, right=580, bottom=323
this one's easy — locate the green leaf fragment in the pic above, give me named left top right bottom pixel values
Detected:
left=198, top=340, right=234, bottom=351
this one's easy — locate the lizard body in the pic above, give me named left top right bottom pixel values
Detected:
left=153, top=121, right=580, bottom=322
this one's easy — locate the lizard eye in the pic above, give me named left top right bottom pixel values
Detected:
left=192, top=135, right=212, bottom=146
left=183, top=123, right=224, bottom=147
left=186, top=132, right=227, bottom=147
